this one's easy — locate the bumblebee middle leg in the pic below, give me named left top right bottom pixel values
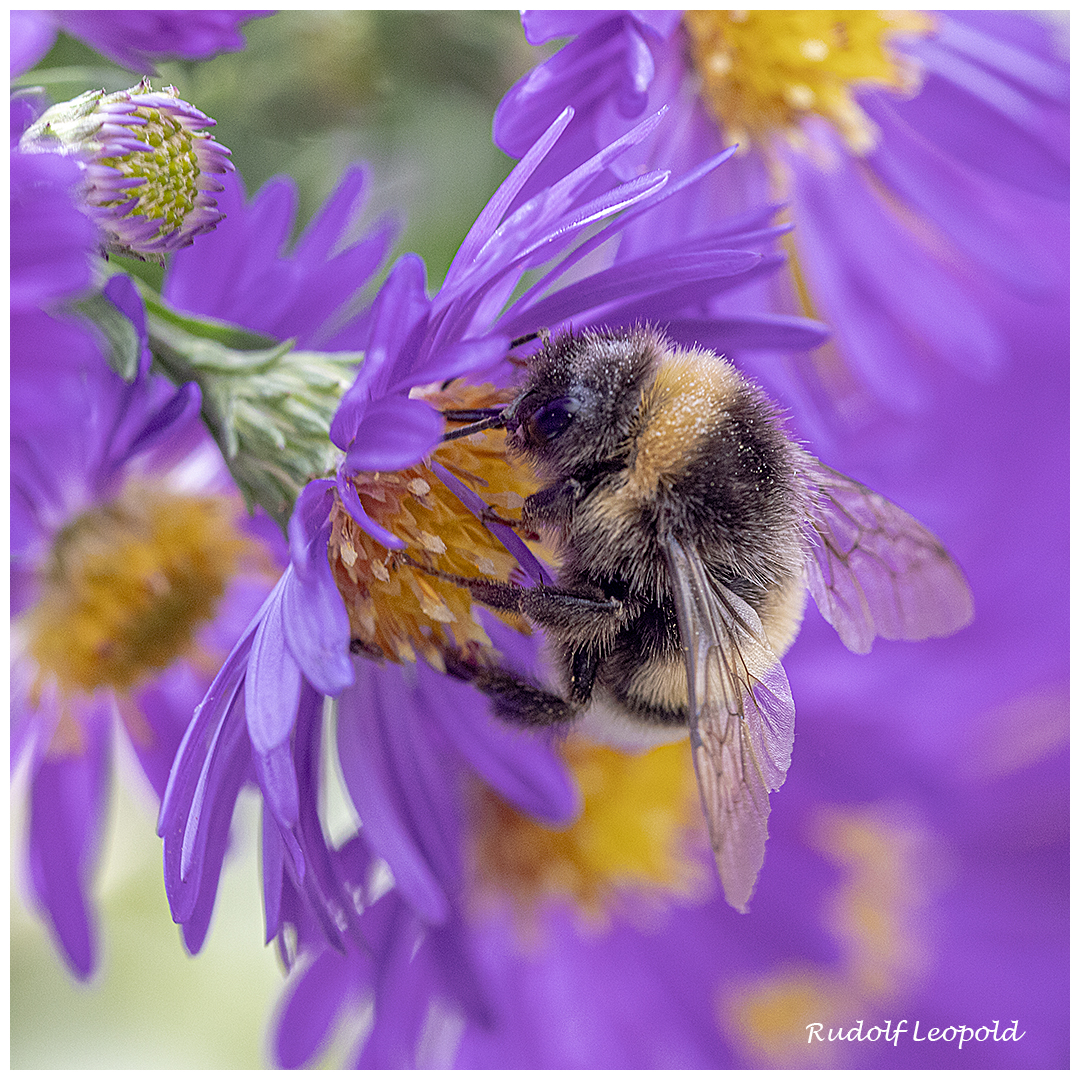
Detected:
left=438, top=572, right=626, bottom=640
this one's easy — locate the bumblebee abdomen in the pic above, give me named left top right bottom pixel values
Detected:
left=596, top=601, right=689, bottom=726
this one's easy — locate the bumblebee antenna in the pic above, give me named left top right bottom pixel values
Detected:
left=440, top=408, right=508, bottom=442
left=510, top=330, right=544, bottom=349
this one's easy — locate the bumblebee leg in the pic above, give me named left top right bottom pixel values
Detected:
left=443, top=651, right=577, bottom=728
left=568, top=645, right=600, bottom=705
left=518, top=586, right=623, bottom=638
left=410, top=562, right=625, bottom=638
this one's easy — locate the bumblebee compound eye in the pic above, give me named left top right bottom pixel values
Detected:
left=525, top=396, right=580, bottom=444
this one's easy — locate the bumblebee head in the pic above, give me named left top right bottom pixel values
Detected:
left=505, top=326, right=661, bottom=478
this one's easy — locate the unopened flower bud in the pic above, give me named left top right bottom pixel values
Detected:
left=19, top=79, right=232, bottom=262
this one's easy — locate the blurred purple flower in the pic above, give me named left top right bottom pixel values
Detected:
left=10, top=135, right=103, bottom=435
left=164, top=164, right=397, bottom=350
left=11, top=108, right=103, bottom=457
left=159, top=106, right=831, bottom=1064
left=496, top=11, right=1068, bottom=421
left=10, top=144, right=98, bottom=312
left=11, top=9, right=268, bottom=77
left=11, top=276, right=281, bottom=977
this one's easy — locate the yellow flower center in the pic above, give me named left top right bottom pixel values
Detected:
left=329, top=382, right=544, bottom=669
left=471, top=737, right=707, bottom=931
left=25, top=484, right=254, bottom=698
left=682, top=10, right=934, bottom=153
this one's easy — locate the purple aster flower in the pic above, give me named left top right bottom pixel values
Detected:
left=11, top=276, right=282, bottom=977
left=271, top=215, right=1068, bottom=1069
left=496, top=11, right=1068, bottom=421
left=160, top=107, right=831, bottom=1063
left=19, top=80, right=232, bottom=261
left=11, top=9, right=267, bottom=77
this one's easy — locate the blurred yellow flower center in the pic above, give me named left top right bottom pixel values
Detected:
left=26, top=485, right=252, bottom=697
left=329, top=382, right=542, bottom=669
left=683, top=10, right=934, bottom=153
left=471, top=737, right=706, bottom=928
left=719, top=804, right=934, bottom=1067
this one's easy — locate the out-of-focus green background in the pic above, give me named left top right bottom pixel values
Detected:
left=10, top=11, right=542, bottom=1068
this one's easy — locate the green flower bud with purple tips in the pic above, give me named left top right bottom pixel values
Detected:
left=19, top=80, right=232, bottom=262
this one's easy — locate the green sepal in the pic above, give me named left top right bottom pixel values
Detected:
left=74, top=289, right=143, bottom=380
left=89, top=276, right=362, bottom=531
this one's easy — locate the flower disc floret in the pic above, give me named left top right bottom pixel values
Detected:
left=331, top=382, right=543, bottom=668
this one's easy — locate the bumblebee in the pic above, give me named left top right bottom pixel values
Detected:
left=439, top=326, right=973, bottom=911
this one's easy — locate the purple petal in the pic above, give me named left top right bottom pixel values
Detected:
left=495, top=21, right=628, bottom=156
left=427, top=910, right=494, bottom=1030
left=788, top=136, right=1006, bottom=400
left=254, top=740, right=301, bottom=835
left=288, top=480, right=335, bottom=575
left=501, top=248, right=761, bottom=335
left=245, top=575, right=302, bottom=754
left=10, top=151, right=97, bottom=311
left=262, top=810, right=286, bottom=944
left=631, top=11, right=683, bottom=40
left=126, top=665, right=204, bottom=799
left=285, top=685, right=375, bottom=952
left=421, top=664, right=578, bottom=825
left=863, top=92, right=1060, bottom=295
left=331, top=255, right=432, bottom=447
left=101, top=273, right=152, bottom=376
left=11, top=10, right=58, bottom=76
left=57, top=10, right=264, bottom=73
left=399, top=335, right=509, bottom=392
left=158, top=626, right=253, bottom=924
left=661, top=314, right=831, bottom=354
left=887, top=64, right=1068, bottom=201
left=520, top=10, right=616, bottom=44
left=335, top=665, right=451, bottom=924
left=274, top=947, right=367, bottom=1069
left=341, top=395, right=444, bottom=473
left=354, top=899, right=430, bottom=1068
left=336, top=472, right=405, bottom=551
left=279, top=543, right=355, bottom=698
left=931, top=13, right=1068, bottom=104
left=27, top=699, right=112, bottom=978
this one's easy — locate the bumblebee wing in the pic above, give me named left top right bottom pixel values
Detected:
left=805, top=463, right=974, bottom=654
left=664, top=535, right=795, bottom=913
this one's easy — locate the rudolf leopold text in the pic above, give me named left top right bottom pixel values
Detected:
left=806, top=1019, right=1026, bottom=1049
